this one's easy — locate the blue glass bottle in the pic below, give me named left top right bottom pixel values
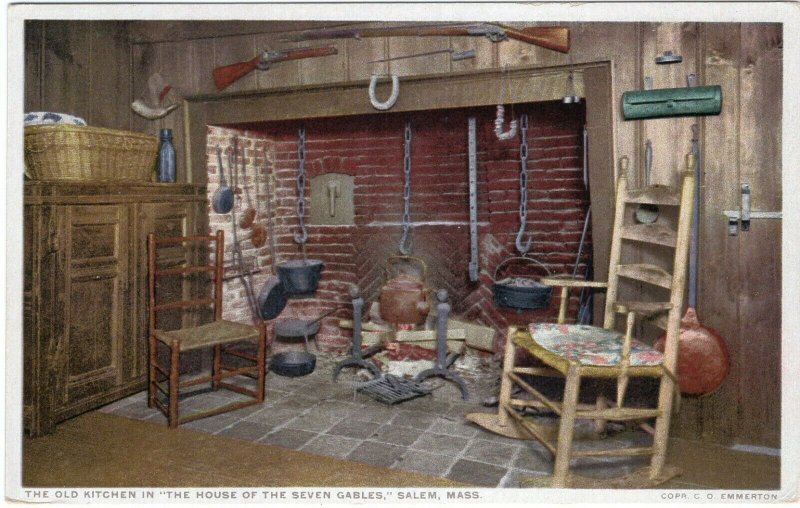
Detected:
left=156, top=128, right=176, bottom=182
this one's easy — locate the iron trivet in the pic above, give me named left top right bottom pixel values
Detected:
left=353, top=374, right=432, bottom=405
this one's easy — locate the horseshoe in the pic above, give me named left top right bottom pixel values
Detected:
left=369, top=74, right=400, bottom=110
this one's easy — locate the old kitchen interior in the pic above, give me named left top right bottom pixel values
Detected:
left=21, top=19, right=782, bottom=490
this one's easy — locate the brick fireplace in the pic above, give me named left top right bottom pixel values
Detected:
left=206, top=101, right=589, bottom=353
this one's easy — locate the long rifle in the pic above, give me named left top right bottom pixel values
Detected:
left=213, top=45, right=338, bottom=91
left=282, top=23, right=570, bottom=53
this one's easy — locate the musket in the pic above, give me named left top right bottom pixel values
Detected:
left=212, top=45, right=338, bottom=91
left=282, top=23, right=570, bottom=53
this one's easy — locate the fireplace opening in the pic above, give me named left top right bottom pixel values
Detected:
left=206, top=101, right=590, bottom=356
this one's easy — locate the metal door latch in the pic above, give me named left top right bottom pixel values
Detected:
left=723, top=183, right=781, bottom=235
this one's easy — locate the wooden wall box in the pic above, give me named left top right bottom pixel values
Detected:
left=23, top=181, right=206, bottom=437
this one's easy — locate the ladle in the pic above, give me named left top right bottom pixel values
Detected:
left=211, top=146, right=234, bottom=214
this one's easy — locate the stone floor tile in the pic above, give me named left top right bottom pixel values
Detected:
left=222, top=401, right=270, bottom=419
left=513, top=441, right=553, bottom=473
left=398, top=395, right=451, bottom=415
left=388, top=409, right=436, bottom=431
left=348, top=403, right=398, bottom=425
left=216, top=421, right=273, bottom=441
left=111, top=402, right=162, bottom=421
left=304, top=401, right=361, bottom=421
left=300, top=434, right=363, bottom=459
left=393, top=449, right=457, bottom=477
left=428, top=416, right=479, bottom=438
left=461, top=438, right=520, bottom=467
left=182, top=414, right=240, bottom=434
left=269, top=394, right=321, bottom=412
left=259, top=428, right=318, bottom=450
left=244, top=407, right=302, bottom=427
left=326, top=420, right=383, bottom=440
left=368, top=424, right=424, bottom=447
left=410, top=432, right=469, bottom=456
left=284, top=412, right=345, bottom=433
left=446, top=459, right=508, bottom=487
left=346, top=441, right=406, bottom=468
left=500, top=468, right=549, bottom=488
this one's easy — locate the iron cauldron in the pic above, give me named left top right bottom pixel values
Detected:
left=379, top=256, right=430, bottom=326
left=276, top=259, right=324, bottom=297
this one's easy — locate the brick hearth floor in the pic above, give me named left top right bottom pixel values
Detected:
left=99, top=352, right=659, bottom=488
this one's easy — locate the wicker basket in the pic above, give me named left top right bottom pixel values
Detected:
left=24, top=124, right=159, bottom=182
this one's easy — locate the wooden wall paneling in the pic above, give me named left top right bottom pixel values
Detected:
left=449, top=35, right=495, bottom=72
left=639, top=23, right=697, bottom=188
left=24, top=20, right=43, bottom=111
left=88, top=22, right=131, bottom=129
left=253, top=34, right=300, bottom=90
left=42, top=21, right=91, bottom=122
left=188, top=38, right=217, bottom=96
left=129, top=20, right=344, bottom=44
left=155, top=40, right=195, bottom=181
left=497, top=23, right=569, bottom=69
left=346, top=37, right=388, bottom=81
left=567, top=22, right=640, bottom=177
left=674, top=22, right=742, bottom=444
left=213, top=34, right=258, bottom=94
left=736, top=23, right=782, bottom=448
left=388, top=36, right=451, bottom=77
left=583, top=64, right=615, bottom=322
left=298, top=39, right=348, bottom=86
left=185, top=104, right=209, bottom=187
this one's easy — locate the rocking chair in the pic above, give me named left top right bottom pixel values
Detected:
left=466, top=154, right=695, bottom=488
left=147, top=230, right=267, bottom=428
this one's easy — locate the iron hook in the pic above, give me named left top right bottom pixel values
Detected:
left=515, top=226, right=532, bottom=256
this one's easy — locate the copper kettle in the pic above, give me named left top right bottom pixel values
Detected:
left=379, top=256, right=430, bottom=326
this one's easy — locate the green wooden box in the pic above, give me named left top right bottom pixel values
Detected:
left=622, top=85, right=722, bottom=120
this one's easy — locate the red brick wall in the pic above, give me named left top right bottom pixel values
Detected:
left=208, top=102, right=589, bottom=352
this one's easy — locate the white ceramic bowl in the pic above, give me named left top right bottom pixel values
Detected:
left=24, top=112, right=87, bottom=126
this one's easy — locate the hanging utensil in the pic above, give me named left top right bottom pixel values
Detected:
left=467, top=116, right=479, bottom=282
left=238, top=144, right=257, bottom=229
left=250, top=148, right=267, bottom=247
left=212, top=146, right=234, bottom=214
left=635, top=139, right=660, bottom=224
left=515, top=113, right=532, bottom=255
left=263, top=148, right=279, bottom=270
left=399, top=121, right=413, bottom=255
left=654, top=149, right=729, bottom=395
left=227, top=147, right=260, bottom=322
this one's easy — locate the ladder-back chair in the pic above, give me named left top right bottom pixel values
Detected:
left=147, top=230, right=267, bottom=428
left=467, top=154, right=696, bottom=488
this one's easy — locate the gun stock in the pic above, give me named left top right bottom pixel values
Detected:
left=213, top=55, right=262, bottom=91
left=500, top=26, right=570, bottom=53
left=212, top=46, right=339, bottom=91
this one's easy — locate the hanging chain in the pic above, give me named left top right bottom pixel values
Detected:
left=399, top=122, right=412, bottom=255
left=515, top=114, right=532, bottom=255
left=294, top=127, right=308, bottom=246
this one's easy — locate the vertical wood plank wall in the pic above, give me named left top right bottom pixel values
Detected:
left=24, top=20, right=782, bottom=448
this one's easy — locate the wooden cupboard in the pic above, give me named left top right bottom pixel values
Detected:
left=23, top=182, right=206, bottom=436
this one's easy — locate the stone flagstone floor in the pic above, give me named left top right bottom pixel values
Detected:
left=100, top=352, right=657, bottom=488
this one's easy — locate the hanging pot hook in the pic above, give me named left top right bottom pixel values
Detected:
left=515, top=113, right=532, bottom=256
left=369, top=74, right=400, bottom=110
left=515, top=224, right=532, bottom=256
left=494, top=105, right=518, bottom=140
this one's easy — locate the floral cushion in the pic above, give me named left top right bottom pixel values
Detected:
left=528, top=323, right=663, bottom=367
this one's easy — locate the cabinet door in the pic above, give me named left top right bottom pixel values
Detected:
left=56, top=204, right=128, bottom=413
left=130, top=201, right=200, bottom=380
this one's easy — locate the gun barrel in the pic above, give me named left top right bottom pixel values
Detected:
left=283, top=23, right=569, bottom=53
